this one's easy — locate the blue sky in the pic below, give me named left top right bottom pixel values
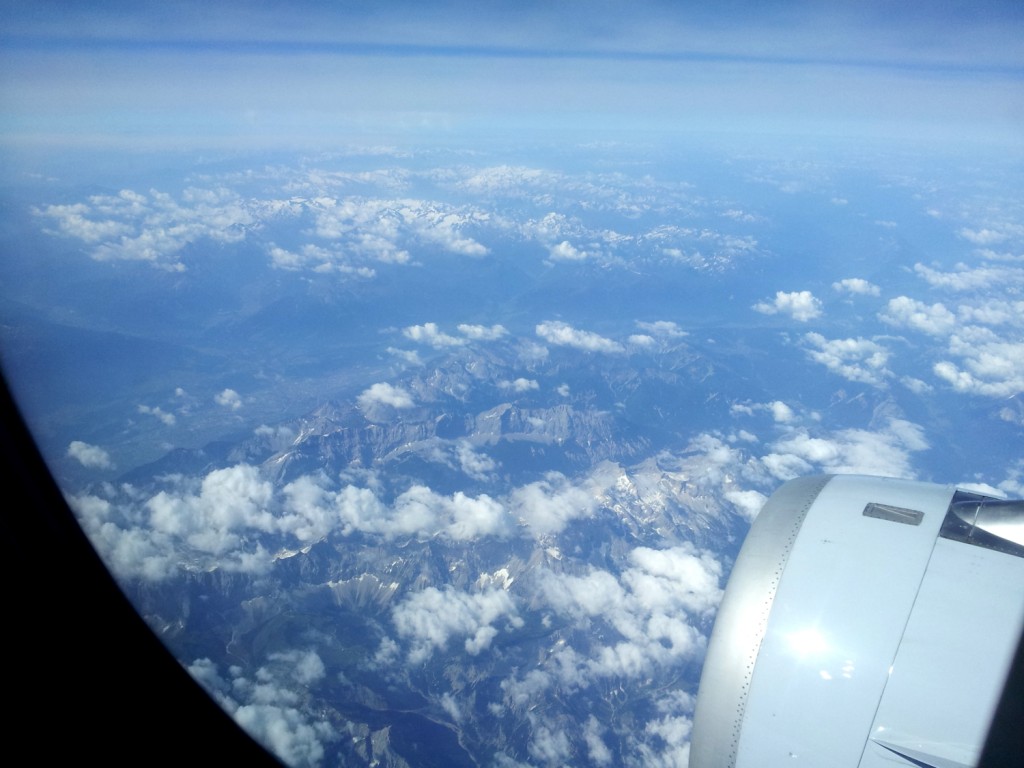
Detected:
left=1, top=0, right=1022, bottom=149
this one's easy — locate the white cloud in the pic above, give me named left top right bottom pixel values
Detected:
left=636, top=320, right=687, bottom=338
left=69, top=462, right=509, bottom=582
left=723, top=208, right=765, bottom=221
left=534, top=543, right=722, bottom=682
left=977, top=248, right=1024, bottom=263
left=998, top=462, right=1024, bottom=497
left=536, top=321, right=624, bottom=354
left=357, top=382, right=415, bottom=413
left=67, top=440, right=114, bottom=469
left=405, top=201, right=490, bottom=257
left=548, top=240, right=590, bottom=261
left=68, top=463, right=293, bottom=582
left=254, top=424, right=297, bottom=453
left=878, top=296, right=957, bottom=335
left=639, top=713, right=693, bottom=768
left=354, top=234, right=410, bottom=264
left=440, top=692, right=462, bottom=723
left=753, top=291, right=823, bottom=322
left=900, top=376, right=933, bottom=394
left=138, top=404, right=176, bottom=426
left=354, top=484, right=436, bottom=538
left=541, top=567, right=623, bottom=622
left=959, top=228, right=1009, bottom=245
left=72, top=454, right=519, bottom=585
left=645, top=225, right=759, bottom=269
left=457, top=323, right=508, bottom=340
left=270, top=648, right=327, bottom=686
left=630, top=320, right=688, bottom=350
left=676, top=432, right=756, bottom=488
left=624, top=546, right=723, bottom=616
left=311, top=196, right=488, bottom=261
left=499, top=378, right=539, bottom=393
left=284, top=478, right=508, bottom=542
left=762, top=418, right=928, bottom=480
left=933, top=327, right=1024, bottom=397
left=516, top=340, right=550, bottom=365
left=68, top=492, right=178, bottom=580
left=233, top=705, right=331, bottom=767
left=583, top=716, right=613, bottom=766
left=278, top=476, right=345, bottom=543
left=957, top=300, right=1024, bottom=327
left=913, top=262, right=1024, bottom=292
left=510, top=472, right=599, bottom=536
left=759, top=451, right=814, bottom=481
left=457, top=165, right=553, bottom=195
left=528, top=721, right=573, bottom=766
left=998, top=407, right=1024, bottom=427
left=802, top=333, right=892, bottom=387
left=832, top=278, right=880, bottom=296
left=456, top=441, right=497, bottom=481
left=724, top=489, right=767, bottom=521
left=268, top=244, right=305, bottom=270
left=215, top=388, right=243, bottom=410
left=515, top=211, right=581, bottom=243
left=187, top=654, right=335, bottom=767
left=268, top=243, right=376, bottom=277
left=402, top=322, right=466, bottom=348
left=386, top=347, right=423, bottom=365
left=880, top=291, right=1024, bottom=401
left=956, top=481, right=1006, bottom=498
left=147, top=464, right=275, bottom=556
left=391, top=586, right=522, bottom=664
left=39, top=203, right=132, bottom=242
left=769, top=401, right=795, bottom=423
left=38, top=186, right=263, bottom=269
left=501, top=668, right=557, bottom=710
left=444, top=491, right=509, bottom=540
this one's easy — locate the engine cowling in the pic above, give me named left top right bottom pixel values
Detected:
left=690, top=474, right=1024, bottom=768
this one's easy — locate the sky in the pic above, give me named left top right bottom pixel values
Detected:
left=2, top=0, right=1022, bottom=150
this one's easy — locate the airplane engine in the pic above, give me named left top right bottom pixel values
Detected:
left=690, top=474, right=1024, bottom=768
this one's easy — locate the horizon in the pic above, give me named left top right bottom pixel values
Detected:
left=2, top=1, right=1022, bottom=152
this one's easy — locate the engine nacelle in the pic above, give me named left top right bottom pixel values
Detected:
left=690, top=475, right=1024, bottom=768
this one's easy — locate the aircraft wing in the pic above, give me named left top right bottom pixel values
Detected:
left=690, top=474, right=1024, bottom=768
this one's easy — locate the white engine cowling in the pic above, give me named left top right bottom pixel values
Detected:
left=690, top=474, right=1024, bottom=768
